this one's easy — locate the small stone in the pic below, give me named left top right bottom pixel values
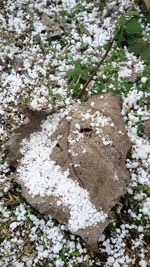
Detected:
left=14, top=56, right=23, bottom=71
left=42, top=14, right=56, bottom=28
left=41, top=13, right=64, bottom=38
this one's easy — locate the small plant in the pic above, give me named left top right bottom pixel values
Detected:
left=144, top=227, right=150, bottom=245
left=76, top=22, right=88, bottom=35
left=67, top=60, right=92, bottom=98
left=33, top=34, right=41, bottom=45
left=59, top=10, right=74, bottom=23
left=92, top=48, right=130, bottom=98
left=115, top=12, right=142, bottom=46
left=0, top=148, right=9, bottom=164
left=96, top=0, right=107, bottom=12
left=115, top=11, right=150, bottom=64
left=141, top=65, right=150, bottom=88
left=59, top=3, right=92, bottom=23
left=48, top=90, right=63, bottom=105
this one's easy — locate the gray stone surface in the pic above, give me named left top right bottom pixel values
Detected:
left=144, top=120, right=150, bottom=138
left=7, top=94, right=131, bottom=252
left=6, top=108, right=50, bottom=167
left=144, top=0, right=150, bottom=10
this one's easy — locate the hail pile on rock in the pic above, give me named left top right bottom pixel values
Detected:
left=7, top=93, right=131, bottom=251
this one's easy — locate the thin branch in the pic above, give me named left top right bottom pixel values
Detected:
left=76, top=41, right=113, bottom=100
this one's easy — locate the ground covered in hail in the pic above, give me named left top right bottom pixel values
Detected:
left=0, top=0, right=150, bottom=266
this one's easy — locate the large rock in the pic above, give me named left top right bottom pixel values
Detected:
left=7, top=94, right=131, bottom=252
left=5, top=108, right=51, bottom=167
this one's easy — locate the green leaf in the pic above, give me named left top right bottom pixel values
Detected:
left=127, top=35, right=137, bottom=46
left=129, top=38, right=144, bottom=53
left=125, top=19, right=142, bottom=35
left=71, top=250, right=79, bottom=257
left=33, top=34, right=41, bottom=45
left=59, top=250, right=65, bottom=260
left=115, top=29, right=126, bottom=45
left=129, top=37, right=150, bottom=63
left=141, top=48, right=150, bottom=63
left=81, top=69, right=88, bottom=80
left=143, top=65, right=150, bottom=75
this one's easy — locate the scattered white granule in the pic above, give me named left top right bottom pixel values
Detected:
left=139, top=260, right=148, bottom=267
left=74, top=164, right=80, bottom=167
left=118, top=49, right=145, bottom=79
left=1, top=72, right=23, bottom=104
left=82, top=112, right=91, bottom=120
left=57, top=200, right=62, bottom=206
left=71, top=110, right=113, bottom=146
left=122, top=89, right=144, bottom=114
left=33, top=20, right=46, bottom=34
left=15, top=204, right=27, bottom=221
left=118, top=130, right=124, bottom=135
left=75, top=123, right=80, bottom=130
left=134, top=61, right=145, bottom=73
left=113, top=262, right=120, bottom=267
left=101, top=136, right=112, bottom=146
left=62, top=0, right=76, bottom=9
left=92, top=111, right=113, bottom=128
left=14, top=262, right=25, bottom=267
left=118, top=67, right=132, bottom=78
left=81, top=110, right=113, bottom=129
left=8, top=16, right=27, bottom=34
left=90, top=102, right=95, bottom=107
left=55, top=259, right=64, bottom=267
left=142, top=198, right=150, bottom=218
left=82, top=148, right=86, bottom=153
left=141, top=77, right=147, bottom=83
left=9, top=221, right=22, bottom=231
left=17, top=110, right=107, bottom=232
left=0, top=107, right=4, bottom=115
left=66, top=116, right=72, bottom=121
left=113, top=172, right=119, bottom=181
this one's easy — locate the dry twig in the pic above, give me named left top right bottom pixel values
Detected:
left=76, top=41, right=113, bottom=100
